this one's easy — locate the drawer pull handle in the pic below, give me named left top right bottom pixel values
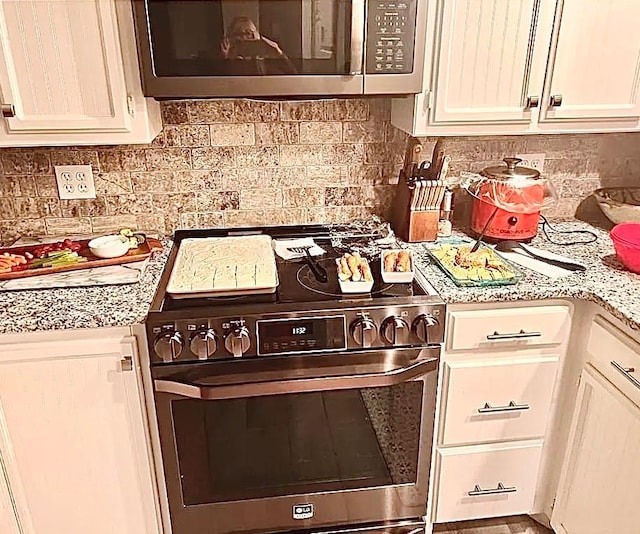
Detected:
left=611, top=360, right=640, bottom=390
left=477, top=401, right=530, bottom=414
left=468, top=482, right=517, bottom=496
left=486, top=329, right=542, bottom=340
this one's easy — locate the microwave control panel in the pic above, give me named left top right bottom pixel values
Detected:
left=366, top=0, right=417, bottom=74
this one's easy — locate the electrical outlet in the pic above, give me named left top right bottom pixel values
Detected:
left=55, top=165, right=96, bottom=200
left=516, top=153, right=545, bottom=172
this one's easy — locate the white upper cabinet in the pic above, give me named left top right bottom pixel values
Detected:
left=431, top=0, right=551, bottom=125
left=0, top=0, right=161, bottom=146
left=539, top=0, right=640, bottom=127
left=392, top=0, right=640, bottom=135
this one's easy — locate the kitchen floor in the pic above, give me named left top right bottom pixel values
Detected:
left=434, top=515, right=553, bottom=534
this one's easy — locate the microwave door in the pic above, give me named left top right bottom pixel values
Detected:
left=134, top=0, right=366, bottom=98
left=363, top=0, right=427, bottom=95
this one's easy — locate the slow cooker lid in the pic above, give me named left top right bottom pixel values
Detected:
left=462, top=157, right=556, bottom=214
left=481, top=157, right=541, bottom=181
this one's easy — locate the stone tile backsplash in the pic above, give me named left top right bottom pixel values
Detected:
left=0, top=98, right=404, bottom=243
left=0, top=97, right=639, bottom=243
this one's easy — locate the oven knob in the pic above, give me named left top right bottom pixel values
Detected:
left=412, top=314, right=440, bottom=343
left=190, top=329, right=217, bottom=360
left=224, top=326, right=251, bottom=358
left=350, top=318, right=378, bottom=347
left=381, top=316, right=410, bottom=345
left=154, top=331, right=184, bottom=363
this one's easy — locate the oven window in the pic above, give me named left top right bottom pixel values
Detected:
left=146, top=0, right=350, bottom=76
left=171, top=383, right=422, bottom=505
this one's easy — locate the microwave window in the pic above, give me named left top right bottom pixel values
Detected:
left=146, top=0, right=350, bottom=76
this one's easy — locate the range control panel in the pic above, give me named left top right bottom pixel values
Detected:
left=147, top=303, right=445, bottom=364
left=366, top=0, right=417, bottom=74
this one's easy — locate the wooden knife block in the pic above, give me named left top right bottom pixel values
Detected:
left=392, top=176, right=439, bottom=242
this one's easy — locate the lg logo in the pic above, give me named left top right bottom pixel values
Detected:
left=293, top=503, right=314, bottom=520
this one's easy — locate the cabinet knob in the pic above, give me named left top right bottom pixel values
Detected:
left=550, top=94, right=563, bottom=107
left=525, top=96, right=539, bottom=109
left=1, top=104, right=15, bottom=117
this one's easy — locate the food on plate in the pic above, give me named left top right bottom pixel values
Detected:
left=167, top=236, right=278, bottom=294
left=120, top=228, right=146, bottom=249
left=31, top=238, right=82, bottom=259
left=29, top=250, right=88, bottom=269
left=430, top=244, right=518, bottom=282
left=383, top=250, right=412, bottom=272
left=336, top=252, right=373, bottom=282
left=0, top=253, right=27, bottom=273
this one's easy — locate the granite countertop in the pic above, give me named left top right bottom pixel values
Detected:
left=0, top=238, right=172, bottom=334
left=0, top=221, right=638, bottom=335
left=409, top=221, right=640, bottom=331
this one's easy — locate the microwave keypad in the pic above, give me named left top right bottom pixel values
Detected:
left=366, top=0, right=416, bottom=74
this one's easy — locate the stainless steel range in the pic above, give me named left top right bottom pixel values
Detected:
left=145, top=225, right=445, bottom=534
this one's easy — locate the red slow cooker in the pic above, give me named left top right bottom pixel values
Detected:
left=466, top=158, right=556, bottom=242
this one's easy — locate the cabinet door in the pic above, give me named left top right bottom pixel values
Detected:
left=0, top=0, right=132, bottom=133
left=551, top=365, right=640, bottom=534
left=0, top=470, right=20, bottom=534
left=431, top=0, right=554, bottom=124
left=0, top=333, right=159, bottom=534
left=540, top=0, right=640, bottom=124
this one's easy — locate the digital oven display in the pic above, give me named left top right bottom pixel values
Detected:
left=257, top=316, right=346, bottom=355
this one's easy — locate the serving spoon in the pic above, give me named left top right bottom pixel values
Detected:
left=494, top=240, right=586, bottom=272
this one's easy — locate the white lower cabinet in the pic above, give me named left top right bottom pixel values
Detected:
left=441, top=356, right=559, bottom=446
left=551, top=365, right=640, bottom=534
left=552, top=316, right=640, bottom=534
left=0, top=329, right=161, bottom=534
left=432, top=303, right=571, bottom=526
left=436, top=441, right=543, bottom=523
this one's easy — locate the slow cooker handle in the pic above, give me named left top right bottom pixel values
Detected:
left=503, top=157, right=523, bottom=171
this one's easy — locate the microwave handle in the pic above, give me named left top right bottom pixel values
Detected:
left=348, top=0, right=366, bottom=74
left=154, top=356, right=437, bottom=400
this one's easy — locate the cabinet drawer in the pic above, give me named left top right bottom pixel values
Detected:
left=448, top=306, right=571, bottom=352
left=441, top=357, right=559, bottom=446
left=435, top=441, right=543, bottom=523
left=588, top=317, right=640, bottom=405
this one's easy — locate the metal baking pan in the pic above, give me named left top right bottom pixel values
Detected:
left=166, top=236, right=279, bottom=298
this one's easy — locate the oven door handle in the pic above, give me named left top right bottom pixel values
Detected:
left=154, top=356, right=438, bottom=400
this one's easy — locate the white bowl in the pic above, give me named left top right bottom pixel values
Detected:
left=88, top=235, right=130, bottom=259
left=338, top=278, right=374, bottom=293
left=381, top=249, right=415, bottom=284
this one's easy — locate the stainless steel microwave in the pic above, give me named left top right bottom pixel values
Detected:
left=132, top=0, right=427, bottom=98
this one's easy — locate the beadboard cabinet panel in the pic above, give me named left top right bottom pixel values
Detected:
left=540, top=0, right=640, bottom=125
left=432, top=0, right=551, bottom=124
left=0, top=0, right=129, bottom=131
left=551, top=365, right=640, bottom=534
left=392, top=0, right=640, bottom=135
left=0, top=331, right=160, bottom=534
left=0, top=0, right=160, bottom=146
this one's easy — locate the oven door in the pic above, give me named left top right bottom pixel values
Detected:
left=152, top=346, right=439, bottom=534
left=134, top=0, right=366, bottom=97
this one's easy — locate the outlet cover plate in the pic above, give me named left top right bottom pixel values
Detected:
left=55, top=165, right=96, bottom=200
left=516, top=153, right=545, bottom=172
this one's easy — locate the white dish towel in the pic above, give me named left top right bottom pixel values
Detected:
left=273, top=238, right=326, bottom=260
left=495, top=245, right=586, bottom=278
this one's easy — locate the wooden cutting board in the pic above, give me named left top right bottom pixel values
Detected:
left=0, top=237, right=163, bottom=280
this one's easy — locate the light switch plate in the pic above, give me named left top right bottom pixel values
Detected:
left=55, top=165, right=96, bottom=199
